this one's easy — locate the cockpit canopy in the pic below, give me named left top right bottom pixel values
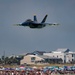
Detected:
left=26, top=19, right=33, bottom=22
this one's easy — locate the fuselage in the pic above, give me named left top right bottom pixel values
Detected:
left=21, top=19, right=46, bottom=28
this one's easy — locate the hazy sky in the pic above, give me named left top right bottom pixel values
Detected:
left=0, top=0, right=75, bottom=56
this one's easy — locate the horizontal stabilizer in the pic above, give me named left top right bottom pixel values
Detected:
left=45, top=23, right=59, bottom=26
left=49, top=23, right=59, bottom=26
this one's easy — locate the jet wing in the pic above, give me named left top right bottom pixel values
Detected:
left=45, top=23, right=59, bottom=26
left=13, top=24, right=22, bottom=26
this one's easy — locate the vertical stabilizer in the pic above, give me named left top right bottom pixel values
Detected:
left=34, top=15, right=37, bottom=22
left=41, top=15, right=48, bottom=23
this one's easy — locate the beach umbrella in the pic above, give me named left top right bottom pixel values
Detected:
left=25, top=67, right=33, bottom=71
left=0, top=68, right=5, bottom=71
left=15, top=68, right=21, bottom=71
left=33, top=66, right=37, bottom=69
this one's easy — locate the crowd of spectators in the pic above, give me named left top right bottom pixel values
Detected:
left=0, top=66, right=75, bottom=75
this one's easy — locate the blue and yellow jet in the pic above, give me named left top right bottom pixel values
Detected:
left=15, top=15, right=59, bottom=28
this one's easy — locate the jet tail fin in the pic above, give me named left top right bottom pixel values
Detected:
left=34, top=15, right=37, bottom=22
left=41, top=15, right=48, bottom=23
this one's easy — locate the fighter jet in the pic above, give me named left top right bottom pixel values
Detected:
left=15, top=14, right=59, bottom=28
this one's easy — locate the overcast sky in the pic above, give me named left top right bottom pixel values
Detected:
left=0, top=0, right=75, bottom=56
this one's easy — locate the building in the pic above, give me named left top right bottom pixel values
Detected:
left=66, top=52, right=75, bottom=63
left=20, top=54, right=44, bottom=65
left=20, top=54, right=62, bottom=65
left=44, top=48, right=75, bottom=63
left=26, top=51, right=46, bottom=55
left=20, top=48, right=75, bottom=64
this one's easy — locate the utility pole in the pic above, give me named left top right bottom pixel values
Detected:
left=2, top=50, right=5, bottom=65
left=4, top=50, right=5, bottom=65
